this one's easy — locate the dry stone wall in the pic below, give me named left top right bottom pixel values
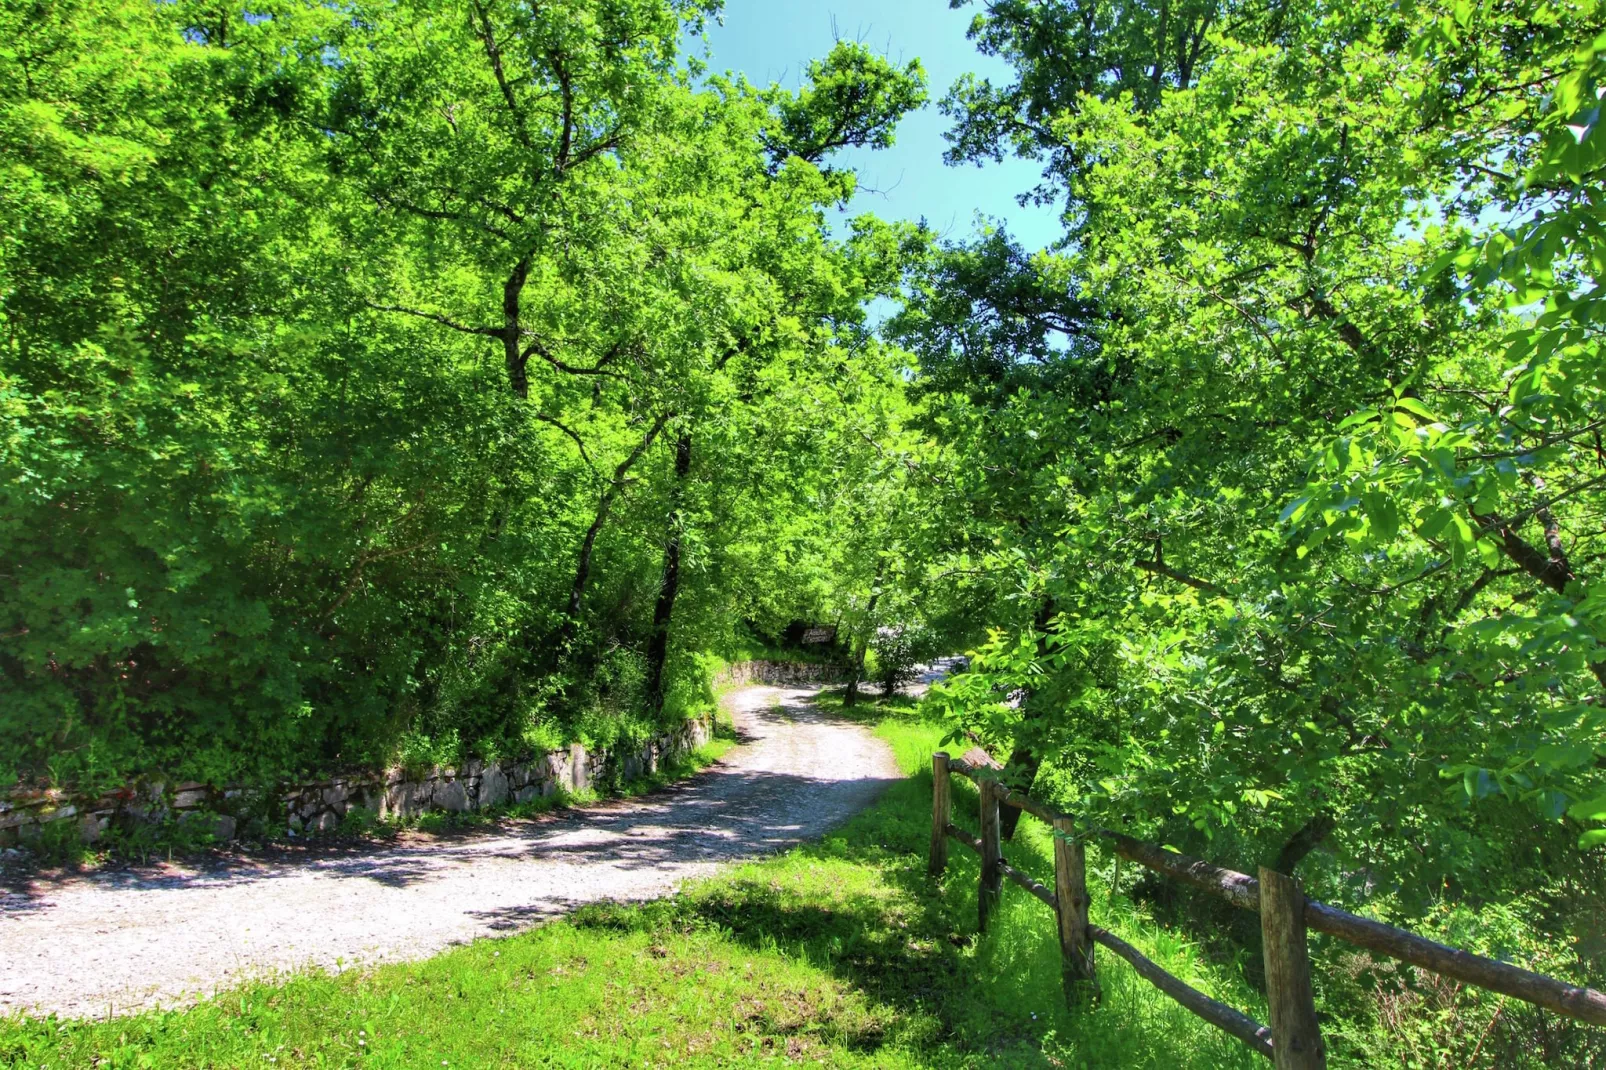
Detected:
left=0, top=658, right=842, bottom=850
left=0, top=655, right=847, bottom=848
left=1, top=709, right=711, bottom=849
left=710, top=659, right=846, bottom=689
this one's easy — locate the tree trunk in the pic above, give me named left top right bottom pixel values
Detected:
left=552, top=493, right=612, bottom=655
left=1274, top=812, right=1336, bottom=875
left=1000, top=595, right=1056, bottom=840
left=501, top=257, right=532, bottom=399
left=547, top=412, right=672, bottom=661
left=645, top=432, right=692, bottom=714
left=843, top=560, right=886, bottom=707
left=1150, top=0, right=1170, bottom=94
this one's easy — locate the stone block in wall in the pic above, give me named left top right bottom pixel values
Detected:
left=480, top=763, right=510, bottom=809
left=213, top=814, right=237, bottom=842
left=619, top=753, right=641, bottom=783
left=567, top=744, right=587, bottom=793
left=513, top=775, right=554, bottom=804
left=381, top=781, right=407, bottom=819
left=78, top=813, right=110, bottom=843
left=173, top=787, right=208, bottom=809
left=435, top=778, right=469, bottom=813
left=384, top=779, right=428, bottom=820
left=545, top=751, right=571, bottom=792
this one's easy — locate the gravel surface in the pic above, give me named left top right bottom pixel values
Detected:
left=0, top=684, right=901, bottom=1020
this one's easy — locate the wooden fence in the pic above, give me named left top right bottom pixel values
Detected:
left=930, top=750, right=1606, bottom=1069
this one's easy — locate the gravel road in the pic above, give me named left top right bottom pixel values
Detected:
left=0, top=684, right=901, bottom=1020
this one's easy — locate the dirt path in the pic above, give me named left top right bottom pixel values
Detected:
left=0, top=685, right=901, bottom=1020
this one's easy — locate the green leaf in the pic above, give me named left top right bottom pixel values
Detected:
left=1361, top=492, right=1401, bottom=542
left=1394, top=397, right=1438, bottom=423
left=1279, top=496, right=1313, bottom=526
left=1418, top=507, right=1453, bottom=541
left=1568, top=795, right=1606, bottom=822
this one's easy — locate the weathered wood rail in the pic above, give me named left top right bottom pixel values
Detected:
left=929, top=750, right=1606, bottom=1069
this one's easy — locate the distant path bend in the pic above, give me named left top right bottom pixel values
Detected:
left=0, top=684, right=900, bottom=1020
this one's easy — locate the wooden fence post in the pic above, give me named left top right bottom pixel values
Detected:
left=978, top=778, right=1002, bottom=932
left=1053, top=815, right=1097, bottom=1005
left=1260, top=866, right=1326, bottom=1069
left=929, top=753, right=951, bottom=878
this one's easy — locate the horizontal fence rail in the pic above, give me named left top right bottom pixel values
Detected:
left=930, top=750, right=1606, bottom=1069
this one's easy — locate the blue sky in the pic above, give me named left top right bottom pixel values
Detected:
left=699, top=0, right=1063, bottom=250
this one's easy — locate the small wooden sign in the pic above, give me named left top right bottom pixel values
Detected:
left=800, top=627, right=836, bottom=644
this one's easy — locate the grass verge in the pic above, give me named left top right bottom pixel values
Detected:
left=0, top=693, right=1269, bottom=1069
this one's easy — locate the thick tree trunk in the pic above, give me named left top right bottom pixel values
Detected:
left=1150, top=0, right=1170, bottom=92
left=1274, top=812, right=1336, bottom=875
left=843, top=561, right=886, bottom=707
left=501, top=257, right=533, bottom=399
left=645, top=432, right=693, bottom=714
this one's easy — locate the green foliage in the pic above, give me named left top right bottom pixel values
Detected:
left=0, top=0, right=920, bottom=795
left=898, top=0, right=1606, bottom=1052
left=908, top=0, right=1606, bottom=882
left=870, top=624, right=941, bottom=696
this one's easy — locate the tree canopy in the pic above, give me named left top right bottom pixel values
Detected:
left=0, top=0, right=925, bottom=788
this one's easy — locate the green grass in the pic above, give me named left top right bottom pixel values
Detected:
left=0, top=695, right=1270, bottom=1069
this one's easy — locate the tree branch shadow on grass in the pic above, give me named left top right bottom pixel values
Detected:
left=567, top=761, right=1264, bottom=1069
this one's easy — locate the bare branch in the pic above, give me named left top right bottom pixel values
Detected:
left=534, top=412, right=597, bottom=471
left=370, top=190, right=511, bottom=240
left=551, top=48, right=574, bottom=173
left=1471, top=420, right=1606, bottom=461
left=366, top=302, right=502, bottom=337
left=521, top=336, right=627, bottom=379
left=1134, top=558, right=1229, bottom=597
left=1492, top=473, right=1606, bottom=541
left=564, top=129, right=624, bottom=174
left=322, top=538, right=433, bottom=617
left=468, top=0, right=535, bottom=153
